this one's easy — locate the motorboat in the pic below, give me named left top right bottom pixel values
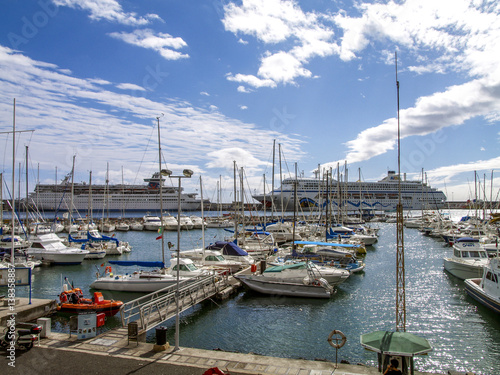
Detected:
left=90, top=258, right=208, bottom=292
left=443, top=237, right=489, bottom=280
left=264, top=222, right=301, bottom=244
left=190, top=216, right=203, bottom=229
left=175, top=249, right=242, bottom=273
left=263, top=261, right=350, bottom=286
left=129, top=220, right=144, bottom=231
left=178, top=215, right=194, bottom=230
left=235, top=272, right=334, bottom=299
left=464, top=257, right=500, bottom=314
left=204, top=241, right=255, bottom=266
left=57, top=280, right=123, bottom=316
left=143, top=215, right=162, bottom=231
left=26, top=232, right=88, bottom=265
left=162, top=215, right=178, bottom=231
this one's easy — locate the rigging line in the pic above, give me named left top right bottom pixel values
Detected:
left=133, top=123, right=157, bottom=186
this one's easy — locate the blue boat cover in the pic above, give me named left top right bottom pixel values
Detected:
left=294, top=240, right=360, bottom=248
left=206, top=241, right=249, bottom=256
left=455, top=237, right=479, bottom=243
left=108, top=261, right=165, bottom=268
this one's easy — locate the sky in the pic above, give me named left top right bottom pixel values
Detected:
left=0, top=0, right=499, bottom=204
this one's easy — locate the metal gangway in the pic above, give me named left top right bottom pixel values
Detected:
left=119, top=273, right=231, bottom=335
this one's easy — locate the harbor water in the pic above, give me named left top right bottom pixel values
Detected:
left=3, top=210, right=500, bottom=375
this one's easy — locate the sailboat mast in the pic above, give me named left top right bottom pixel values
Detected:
left=271, top=139, right=275, bottom=223
left=157, top=116, right=165, bottom=265
left=25, top=146, right=29, bottom=233
left=279, top=143, right=283, bottom=219
left=11, top=99, right=15, bottom=263
left=70, top=155, right=75, bottom=234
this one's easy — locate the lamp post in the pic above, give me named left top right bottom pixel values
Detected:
left=165, top=168, right=193, bottom=351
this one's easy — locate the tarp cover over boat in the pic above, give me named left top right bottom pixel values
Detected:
left=108, top=261, right=164, bottom=268
left=205, top=241, right=249, bottom=256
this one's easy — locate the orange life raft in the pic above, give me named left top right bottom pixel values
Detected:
left=57, top=288, right=123, bottom=317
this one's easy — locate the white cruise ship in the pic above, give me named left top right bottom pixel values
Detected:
left=29, top=172, right=208, bottom=212
left=252, top=171, right=446, bottom=212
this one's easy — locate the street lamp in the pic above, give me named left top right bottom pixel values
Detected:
left=170, top=169, right=193, bottom=351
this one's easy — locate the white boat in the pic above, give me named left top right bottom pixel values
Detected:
left=263, top=261, right=350, bottom=286
left=235, top=273, right=334, bottom=298
left=252, top=170, right=446, bottom=212
left=143, top=215, right=162, bottom=231
left=26, top=232, right=88, bottom=265
left=175, top=249, right=242, bottom=273
left=190, top=216, right=203, bottom=229
left=264, top=222, right=301, bottom=244
left=204, top=241, right=255, bottom=265
left=115, top=221, right=130, bottom=231
left=443, top=237, right=490, bottom=280
left=464, top=257, right=500, bottom=314
left=129, top=220, right=144, bottom=231
left=178, top=215, right=194, bottom=230
left=90, top=258, right=208, bottom=292
left=0, top=235, right=31, bottom=251
left=162, top=215, right=178, bottom=231
left=83, top=246, right=106, bottom=259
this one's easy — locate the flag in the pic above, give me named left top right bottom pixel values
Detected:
left=158, top=227, right=163, bottom=234
left=156, top=235, right=163, bottom=240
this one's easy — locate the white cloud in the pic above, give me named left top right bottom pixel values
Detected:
left=200, top=91, right=210, bottom=96
left=239, top=105, right=248, bottom=110
left=222, top=0, right=338, bottom=89
left=0, top=46, right=304, bottom=187
left=109, top=29, right=189, bottom=60
left=324, top=0, right=500, bottom=167
left=53, top=0, right=162, bottom=25
left=116, top=83, right=145, bottom=91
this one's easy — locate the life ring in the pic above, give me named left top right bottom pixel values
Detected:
left=328, top=330, right=346, bottom=349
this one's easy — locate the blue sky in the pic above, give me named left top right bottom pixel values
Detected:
left=0, top=0, right=499, bottom=204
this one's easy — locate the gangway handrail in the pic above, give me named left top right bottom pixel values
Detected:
left=119, top=273, right=229, bottom=330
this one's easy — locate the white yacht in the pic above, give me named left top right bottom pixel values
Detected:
left=443, top=237, right=489, bottom=280
left=143, top=215, right=162, bottom=231
left=26, top=232, right=88, bottom=265
left=464, top=257, right=500, bottom=314
left=90, top=258, right=208, bottom=292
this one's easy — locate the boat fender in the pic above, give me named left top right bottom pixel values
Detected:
left=327, top=330, right=346, bottom=349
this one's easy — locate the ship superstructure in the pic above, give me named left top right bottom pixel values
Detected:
left=252, top=171, right=446, bottom=212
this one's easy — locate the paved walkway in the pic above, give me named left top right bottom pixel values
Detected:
left=8, top=328, right=439, bottom=375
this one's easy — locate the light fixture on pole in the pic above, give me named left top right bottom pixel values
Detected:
left=170, top=168, right=193, bottom=351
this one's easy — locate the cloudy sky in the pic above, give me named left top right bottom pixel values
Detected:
left=1, top=0, right=499, bottom=204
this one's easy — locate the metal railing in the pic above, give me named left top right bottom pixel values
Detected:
left=119, top=273, right=229, bottom=332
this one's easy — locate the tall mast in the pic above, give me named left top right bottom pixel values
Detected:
left=69, top=155, right=75, bottom=234
left=271, top=139, right=275, bottom=223
left=11, top=99, right=16, bottom=262
left=25, top=146, right=29, bottom=233
left=279, top=143, right=283, bottom=220
left=395, top=51, right=406, bottom=332
left=157, top=116, right=165, bottom=265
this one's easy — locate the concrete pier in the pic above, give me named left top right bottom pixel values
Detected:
left=0, top=297, right=57, bottom=326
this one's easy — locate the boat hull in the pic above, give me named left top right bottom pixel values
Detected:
left=464, top=278, right=500, bottom=314
left=235, top=274, right=332, bottom=298
left=57, top=302, right=123, bottom=316
left=443, top=259, right=485, bottom=280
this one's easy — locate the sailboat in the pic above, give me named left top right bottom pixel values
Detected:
left=90, top=116, right=202, bottom=292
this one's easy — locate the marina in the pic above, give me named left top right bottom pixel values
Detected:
left=1, top=209, right=499, bottom=374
